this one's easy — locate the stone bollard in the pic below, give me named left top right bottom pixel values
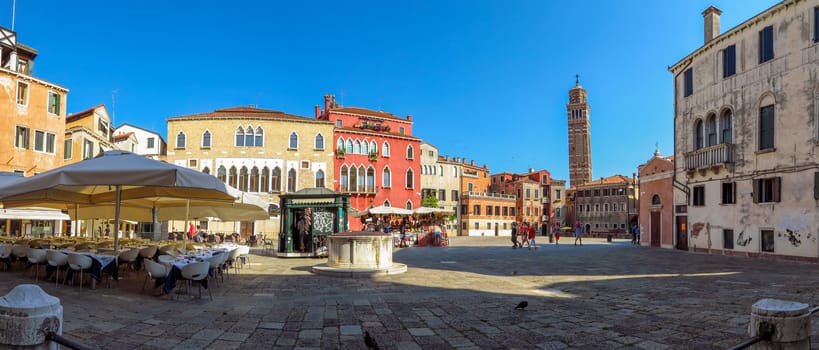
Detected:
left=749, top=298, right=810, bottom=350
left=0, top=284, right=63, bottom=350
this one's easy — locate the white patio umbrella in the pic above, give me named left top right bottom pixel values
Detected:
left=352, top=205, right=413, bottom=217
left=0, top=150, right=235, bottom=252
left=412, top=207, right=455, bottom=215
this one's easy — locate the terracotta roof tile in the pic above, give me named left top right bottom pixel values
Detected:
left=66, top=104, right=106, bottom=123
left=330, top=107, right=410, bottom=122
left=112, top=132, right=134, bottom=141
left=168, top=106, right=330, bottom=123
left=577, top=174, right=632, bottom=188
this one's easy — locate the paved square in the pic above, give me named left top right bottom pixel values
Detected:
left=3, top=237, right=819, bottom=349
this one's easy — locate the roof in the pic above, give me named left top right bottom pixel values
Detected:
left=577, top=175, right=632, bottom=188
left=330, top=107, right=411, bottom=123
left=66, top=104, right=106, bottom=123
left=168, top=106, right=332, bottom=124
left=115, top=123, right=167, bottom=144
left=17, top=43, right=38, bottom=57
left=112, top=132, right=134, bottom=142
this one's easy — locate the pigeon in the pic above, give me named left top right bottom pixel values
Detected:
left=364, top=331, right=380, bottom=350
left=515, top=301, right=528, bottom=310
left=512, top=271, right=517, bottom=276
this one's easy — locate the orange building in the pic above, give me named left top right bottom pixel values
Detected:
left=458, top=159, right=515, bottom=236
left=489, top=172, right=542, bottom=227
left=64, top=105, right=116, bottom=164
left=638, top=150, right=674, bottom=248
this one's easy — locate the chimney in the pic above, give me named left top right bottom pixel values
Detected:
left=314, top=105, right=320, bottom=119
left=407, top=115, right=412, bottom=121
left=470, top=160, right=474, bottom=166
left=528, top=168, right=534, bottom=173
left=323, top=94, right=333, bottom=114
left=702, top=6, right=722, bottom=43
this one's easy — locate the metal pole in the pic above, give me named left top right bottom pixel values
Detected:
left=114, top=185, right=121, bottom=254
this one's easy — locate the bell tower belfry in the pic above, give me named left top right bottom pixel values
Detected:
left=567, top=75, right=592, bottom=187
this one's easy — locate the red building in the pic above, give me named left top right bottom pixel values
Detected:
left=316, top=95, right=421, bottom=230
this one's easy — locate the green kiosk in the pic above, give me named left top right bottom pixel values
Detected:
left=277, top=188, right=350, bottom=257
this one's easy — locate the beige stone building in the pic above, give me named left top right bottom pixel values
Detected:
left=419, top=143, right=461, bottom=231
left=489, top=172, right=542, bottom=226
left=64, top=104, right=116, bottom=164
left=670, top=2, right=819, bottom=260
left=550, top=179, right=567, bottom=229
left=574, top=175, right=638, bottom=234
left=166, top=106, right=336, bottom=241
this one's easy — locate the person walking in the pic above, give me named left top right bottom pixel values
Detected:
left=630, top=224, right=638, bottom=245
left=574, top=220, right=583, bottom=246
left=528, top=223, right=537, bottom=250
left=554, top=225, right=561, bottom=245
left=511, top=222, right=519, bottom=249
left=520, top=222, right=530, bottom=248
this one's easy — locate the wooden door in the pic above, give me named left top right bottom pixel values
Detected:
left=650, top=211, right=661, bottom=247
left=675, top=216, right=688, bottom=251
left=240, top=221, right=255, bottom=241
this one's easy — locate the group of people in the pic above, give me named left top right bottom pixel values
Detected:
left=510, top=222, right=538, bottom=250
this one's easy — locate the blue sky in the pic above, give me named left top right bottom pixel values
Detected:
left=5, top=0, right=777, bottom=182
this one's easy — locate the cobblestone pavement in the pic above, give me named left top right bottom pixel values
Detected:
left=2, top=237, right=819, bottom=349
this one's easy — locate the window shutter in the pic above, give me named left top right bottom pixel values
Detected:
left=753, top=179, right=760, bottom=203
left=56, top=94, right=61, bottom=116
left=772, top=177, right=781, bottom=202
left=732, top=182, right=737, bottom=204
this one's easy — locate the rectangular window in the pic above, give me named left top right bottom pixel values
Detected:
left=452, top=190, right=458, bottom=201
left=147, top=137, right=155, bottom=149
left=64, top=139, right=72, bottom=160
left=526, top=207, right=530, bottom=216
left=98, top=119, right=109, bottom=138
left=189, top=159, right=198, bottom=168
left=815, top=172, right=819, bottom=200
left=502, top=207, right=508, bottom=216
left=510, top=207, right=516, bottom=216
left=335, top=119, right=342, bottom=127
left=815, top=6, right=819, bottom=43
left=555, top=207, right=561, bottom=217
left=473, top=205, right=480, bottom=216
left=461, top=205, right=467, bottom=215
left=723, top=45, right=736, bottom=78
left=556, top=189, right=561, bottom=199
left=723, top=229, right=734, bottom=250
left=300, top=161, right=310, bottom=169
left=759, top=25, right=774, bottom=63
left=48, top=92, right=61, bottom=115
left=495, top=206, right=500, bottom=216
left=683, top=68, right=693, bottom=97
left=486, top=206, right=492, bottom=216
left=692, top=185, right=705, bottom=206
left=761, top=230, right=775, bottom=252
left=753, top=177, right=781, bottom=203
left=525, top=189, right=531, bottom=199
left=399, top=127, right=405, bottom=134
left=721, top=182, right=736, bottom=204
left=439, top=189, right=446, bottom=201
left=33, top=130, right=45, bottom=152
left=17, top=82, right=28, bottom=105
left=82, top=139, right=94, bottom=159
left=593, top=190, right=600, bottom=197
left=45, top=133, right=55, bottom=154
left=15, top=126, right=30, bottom=149
left=474, top=223, right=478, bottom=230
left=759, top=105, right=775, bottom=150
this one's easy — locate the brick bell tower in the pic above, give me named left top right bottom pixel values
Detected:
left=567, top=75, right=592, bottom=187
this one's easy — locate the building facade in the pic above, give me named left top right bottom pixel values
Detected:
left=166, top=106, right=336, bottom=240
left=638, top=150, right=674, bottom=248
left=489, top=172, right=542, bottom=227
left=567, top=77, right=592, bottom=187
left=114, top=123, right=166, bottom=159
left=459, top=160, right=515, bottom=236
left=0, top=28, right=68, bottom=236
left=574, top=175, right=638, bottom=234
left=64, top=104, right=116, bottom=164
left=420, top=143, right=460, bottom=231
left=550, top=179, right=567, bottom=230
left=670, top=2, right=819, bottom=260
left=317, top=95, right=421, bottom=230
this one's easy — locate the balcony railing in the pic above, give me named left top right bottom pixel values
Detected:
left=462, top=192, right=516, bottom=201
left=684, top=143, right=734, bottom=171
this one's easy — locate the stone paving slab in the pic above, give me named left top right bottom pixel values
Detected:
left=1, top=237, right=818, bottom=349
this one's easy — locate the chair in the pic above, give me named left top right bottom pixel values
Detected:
left=11, top=244, right=28, bottom=269
left=236, top=245, right=251, bottom=271
left=65, top=253, right=93, bottom=289
left=157, top=255, right=175, bottom=265
left=142, top=259, right=169, bottom=294
left=46, top=250, right=69, bottom=286
left=0, top=244, right=13, bottom=271
left=225, top=248, right=242, bottom=277
left=138, top=246, right=158, bottom=269
left=118, top=248, right=141, bottom=275
left=26, top=248, right=47, bottom=281
left=178, top=261, right=211, bottom=300
left=207, top=253, right=227, bottom=287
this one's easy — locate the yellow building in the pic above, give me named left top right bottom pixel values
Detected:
left=64, top=104, right=116, bottom=164
left=166, top=106, right=336, bottom=241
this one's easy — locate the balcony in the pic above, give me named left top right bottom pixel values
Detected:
left=684, top=143, right=734, bottom=174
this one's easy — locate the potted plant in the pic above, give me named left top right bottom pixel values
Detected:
left=336, top=147, right=346, bottom=159
left=368, top=150, right=378, bottom=161
left=384, top=125, right=391, bottom=132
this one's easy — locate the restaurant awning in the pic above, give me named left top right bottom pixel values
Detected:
left=0, top=208, right=70, bottom=221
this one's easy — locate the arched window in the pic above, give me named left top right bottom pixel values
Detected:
left=366, top=167, right=374, bottom=192
left=706, top=114, right=717, bottom=146
left=720, top=110, right=733, bottom=144
left=370, top=141, right=377, bottom=154
left=289, top=132, right=298, bottom=149
left=585, top=204, right=590, bottom=212
left=245, top=127, right=254, bottom=147
left=202, top=130, right=211, bottom=148
left=384, top=200, right=391, bottom=207
left=217, top=166, right=226, bottom=183
left=176, top=131, right=186, bottom=149
left=239, top=166, right=249, bottom=191
left=694, top=119, right=704, bottom=150
left=250, top=166, right=259, bottom=192
left=261, top=167, right=270, bottom=192
left=382, top=167, right=391, bottom=188
left=357, top=166, right=365, bottom=192
left=652, top=194, right=661, bottom=205
left=406, top=145, right=414, bottom=159
left=439, top=165, right=444, bottom=177
left=228, top=166, right=238, bottom=188
left=348, top=165, right=358, bottom=192
left=315, top=169, right=325, bottom=188
left=340, top=165, right=349, bottom=192
left=287, top=168, right=297, bottom=192
left=336, top=138, right=344, bottom=152
left=406, top=168, right=414, bottom=189
left=271, top=167, right=281, bottom=192
left=382, top=142, right=390, bottom=156
left=354, top=140, right=362, bottom=154
left=405, top=201, right=413, bottom=210
left=362, top=140, right=369, bottom=155
left=255, top=127, right=263, bottom=147
left=314, top=134, right=324, bottom=150
left=346, top=139, right=353, bottom=153
left=604, top=203, right=609, bottom=211
left=235, top=127, right=245, bottom=146
left=202, top=167, right=210, bottom=175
